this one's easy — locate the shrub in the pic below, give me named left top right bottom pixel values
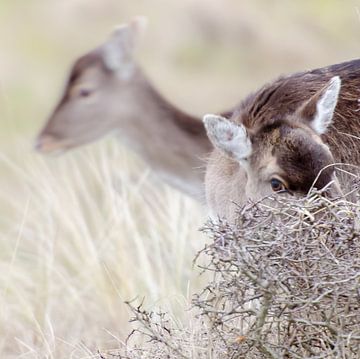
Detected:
left=104, top=182, right=360, bottom=359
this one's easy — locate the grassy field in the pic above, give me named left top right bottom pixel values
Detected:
left=1, top=0, right=360, bottom=357
left=0, top=142, right=205, bottom=358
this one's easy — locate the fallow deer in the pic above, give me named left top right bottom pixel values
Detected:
left=204, top=60, right=360, bottom=220
left=35, top=17, right=213, bottom=199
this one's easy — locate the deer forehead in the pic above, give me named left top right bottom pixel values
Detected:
left=250, top=125, right=334, bottom=191
left=67, top=67, right=101, bottom=92
left=252, top=154, right=283, bottom=179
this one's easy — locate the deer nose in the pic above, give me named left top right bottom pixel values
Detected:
left=35, top=134, right=62, bottom=153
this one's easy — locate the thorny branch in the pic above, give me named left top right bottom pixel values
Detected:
left=101, top=182, right=360, bottom=358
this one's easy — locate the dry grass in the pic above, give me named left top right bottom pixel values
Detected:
left=0, top=139, right=205, bottom=358
left=110, top=183, right=360, bottom=358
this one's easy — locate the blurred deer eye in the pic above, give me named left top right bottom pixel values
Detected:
left=79, top=88, right=93, bottom=97
left=270, top=178, right=286, bottom=192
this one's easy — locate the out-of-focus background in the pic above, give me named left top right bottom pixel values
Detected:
left=1, top=0, right=359, bottom=358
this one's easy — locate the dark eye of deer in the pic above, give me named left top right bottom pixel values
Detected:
left=79, top=88, right=92, bottom=97
left=270, top=178, right=286, bottom=192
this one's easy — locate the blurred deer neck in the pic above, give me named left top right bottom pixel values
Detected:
left=115, top=71, right=211, bottom=198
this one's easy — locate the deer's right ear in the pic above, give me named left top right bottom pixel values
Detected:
left=102, top=16, right=147, bottom=73
left=203, top=114, right=252, bottom=161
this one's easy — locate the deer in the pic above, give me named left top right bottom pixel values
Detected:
left=36, top=17, right=360, bottom=216
left=203, top=60, right=360, bottom=220
left=35, top=17, right=215, bottom=199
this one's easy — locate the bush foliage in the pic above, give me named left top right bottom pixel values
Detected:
left=103, top=182, right=360, bottom=359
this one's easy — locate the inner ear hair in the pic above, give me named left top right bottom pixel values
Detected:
left=299, top=76, right=341, bottom=135
left=203, top=114, right=252, bottom=161
left=102, top=18, right=144, bottom=72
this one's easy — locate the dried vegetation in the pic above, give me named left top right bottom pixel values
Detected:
left=104, top=176, right=360, bottom=359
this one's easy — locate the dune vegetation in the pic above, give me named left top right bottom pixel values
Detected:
left=1, top=1, right=360, bottom=357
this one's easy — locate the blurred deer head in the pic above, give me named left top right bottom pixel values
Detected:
left=36, top=17, right=147, bottom=153
left=35, top=17, right=212, bottom=198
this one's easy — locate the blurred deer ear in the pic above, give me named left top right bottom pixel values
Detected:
left=203, top=114, right=252, bottom=162
left=299, top=76, right=341, bottom=135
left=102, top=16, right=147, bottom=73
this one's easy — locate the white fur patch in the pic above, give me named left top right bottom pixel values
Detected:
left=311, top=76, right=341, bottom=135
left=203, top=114, right=252, bottom=161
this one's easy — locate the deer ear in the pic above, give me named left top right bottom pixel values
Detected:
left=102, top=16, right=147, bottom=72
left=299, top=76, right=341, bottom=135
left=203, top=114, right=252, bottom=161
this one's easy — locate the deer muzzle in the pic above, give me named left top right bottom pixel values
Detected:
left=35, top=134, right=68, bottom=154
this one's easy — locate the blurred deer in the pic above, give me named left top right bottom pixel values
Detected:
left=35, top=18, right=213, bottom=199
left=204, top=61, right=360, bottom=219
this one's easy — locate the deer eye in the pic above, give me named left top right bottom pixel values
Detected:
left=78, top=88, right=93, bottom=98
left=270, top=178, right=287, bottom=192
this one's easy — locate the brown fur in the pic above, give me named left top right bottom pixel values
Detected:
left=237, top=59, right=360, bottom=165
left=206, top=59, right=360, bottom=218
left=249, top=120, right=334, bottom=192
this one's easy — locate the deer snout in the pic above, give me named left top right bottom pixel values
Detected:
left=35, top=134, right=66, bottom=154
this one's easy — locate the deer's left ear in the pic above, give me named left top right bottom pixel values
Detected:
left=299, top=76, right=341, bottom=135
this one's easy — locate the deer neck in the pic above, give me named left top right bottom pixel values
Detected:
left=112, top=70, right=212, bottom=198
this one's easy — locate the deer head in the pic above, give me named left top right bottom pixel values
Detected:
left=204, top=76, right=341, bottom=217
left=35, top=17, right=147, bottom=153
